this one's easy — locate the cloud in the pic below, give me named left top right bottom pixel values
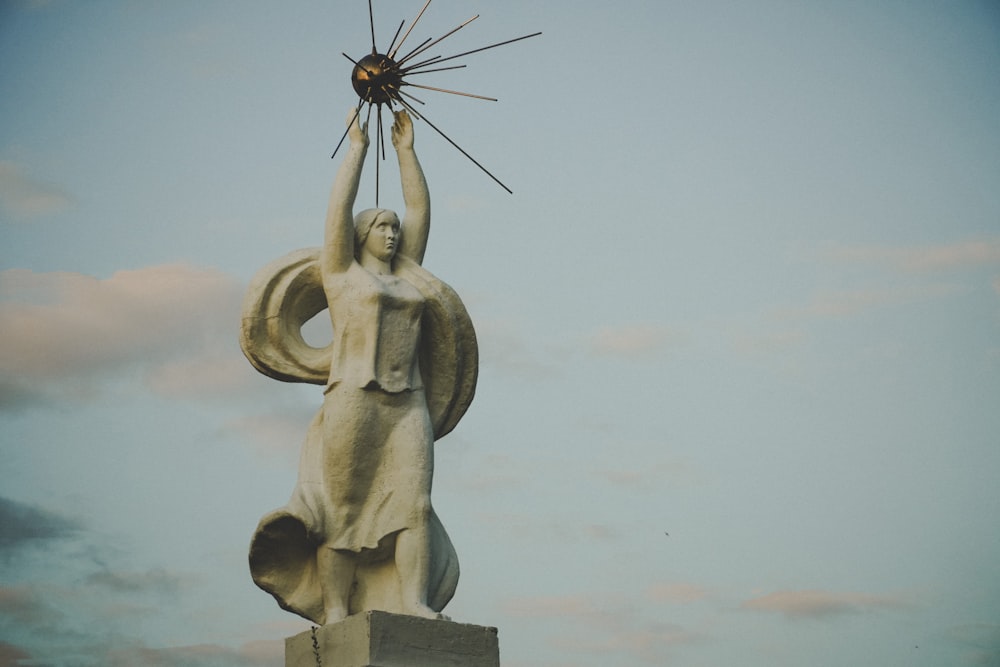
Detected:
left=0, top=569, right=230, bottom=666
left=943, top=623, right=1000, bottom=666
left=5, top=0, right=56, bottom=10
left=103, top=640, right=283, bottom=667
left=0, top=641, right=31, bottom=665
left=0, top=586, right=56, bottom=627
left=475, top=317, right=557, bottom=377
left=0, top=496, right=79, bottom=555
left=993, top=276, right=1000, bottom=295
left=596, top=463, right=691, bottom=487
left=583, top=524, right=617, bottom=541
left=823, top=239, right=1000, bottom=272
left=501, top=594, right=599, bottom=618
left=731, top=327, right=807, bottom=356
left=144, top=355, right=264, bottom=400
left=84, top=569, right=187, bottom=595
left=778, top=283, right=959, bottom=319
left=443, top=194, right=488, bottom=215
left=0, top=265, right=243, bottom=407
left=593, top=454, right=702, bottom=490
left=502, top=593, right=701, bottom=663
left=0, top=612, right=281, bottom=667
left=223, top=409, right=314, bottom=458
left=647, top=582, right=710, bottom=604
left=741, top=589, right=909, bottom=619
left=0, top=160, right=75, bottom=219
left=589, top=324, right=684, bottom=357
left=548, top=621, right=699, bottom=663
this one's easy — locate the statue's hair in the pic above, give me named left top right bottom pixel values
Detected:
left=353, top=208, right=399, bottom=258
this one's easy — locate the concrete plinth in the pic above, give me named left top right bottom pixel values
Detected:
left=285, top=611, right=500, bottom=667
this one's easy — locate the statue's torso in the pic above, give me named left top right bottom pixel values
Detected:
left=324, top=262, right=425, bottom=393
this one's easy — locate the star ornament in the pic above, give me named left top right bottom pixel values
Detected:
left=333, top=0, right=541, bottom=203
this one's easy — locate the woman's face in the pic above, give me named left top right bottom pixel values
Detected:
left=363, top=213, right=400, bottom=262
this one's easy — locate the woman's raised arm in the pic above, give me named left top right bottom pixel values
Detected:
left=322, top=110, right=370, bottom=276
left=391, top=111, right=430, bottom=265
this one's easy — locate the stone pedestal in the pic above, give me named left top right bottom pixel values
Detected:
left=285, top=611, right=500, bottom=667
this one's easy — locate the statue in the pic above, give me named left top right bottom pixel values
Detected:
left=241, top=109, right=477, bottom=625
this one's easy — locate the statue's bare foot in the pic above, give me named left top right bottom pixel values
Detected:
left=322, top=606, right=348, bottom=625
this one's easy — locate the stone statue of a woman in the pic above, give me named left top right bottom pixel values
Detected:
left=242, top=109, right=477, bottom=625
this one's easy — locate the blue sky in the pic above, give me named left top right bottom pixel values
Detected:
left=2, top=1, right=999, bottom=665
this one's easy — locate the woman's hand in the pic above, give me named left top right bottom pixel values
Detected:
left=391, top=110, right=414, bottom=150
left=347, top=108, right=369, bottom=148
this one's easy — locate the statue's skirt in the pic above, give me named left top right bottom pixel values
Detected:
left=248, top=386, right=459, bottom=622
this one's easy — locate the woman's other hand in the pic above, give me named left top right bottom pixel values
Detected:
left=391, top=110, right=414, bottom=150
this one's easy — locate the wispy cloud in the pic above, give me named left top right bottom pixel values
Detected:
left=0, top=641, right=31, bottom=665
left=6, top=0, right=56, bottom=10
left=84, top=569, right=187, bottom=595
left=0, top=585, right=55, bottom=627
left=943, top=623, right=1000, bottom=666
left=547, top=621, right=699, bottom=663
left=503, top=592, right=701, bottom=663
left=823, top=239, right=1000, bottom=272
left=0, top=565, right=227, bottom=666
left=741, top=589, right=910, bottom=619
left=103, top=640, right=283, bottom=667
left=0, top=265, right=243, bottom=407
left=0, top=496, right=79, bottom=555
left=0, top=627, right=282, bottom=667
left=502, top=594, right=599, bottom=618
left=0, top=160, right=75, bottom=219
left=731, top=327, right=807, bottom=355
left=223, top=408, right=315, bottom=459
left=647, top=582, right=710, bottom=604
left=591, top=444, right=703, bottom=489
left=589, top=324, right=684, bottom=357
left=475, top=317, right=558, bottom=377
left=778, top=283, right=958, bottom=319
left=144, top=355, right=263, bottom=400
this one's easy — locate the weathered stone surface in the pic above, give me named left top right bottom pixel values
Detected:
left=285, top=611, right=499, bottom=667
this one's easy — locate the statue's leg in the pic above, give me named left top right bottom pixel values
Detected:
left=394, top=501, right=445, bottom=619
left=317, top=545, right=356, bottom=624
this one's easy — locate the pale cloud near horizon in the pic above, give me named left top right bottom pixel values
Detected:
left=0, top=491, right=271, bottom=667
left=474, top=317, right=558, bottom=378
left=0, top=265, right=243, bottom=406
left=222, top=409, right=315, bottom=461
left=943, top=623, right=1000, bottom=666
left=777, top=283, right=959, bottom=320
left=102, top=640, right=283, bottom=667
left=647, top=582, right=711, bottom=605
left=731, top=327, right=807, bottom=356
left=0, top=160, right=75, bottom=219
left=822, top=239, right=1000, bottom=272
left=501, top=594, right=600, bottom=618
left=145, top=355, right=264, bottom=401
left=595, top=458, right=703, bottom=490
left=589, top=324, right=684, bottom=357
left=741, top=589, right=910, bottom=619
left=503, top=592, right=701, bottom=663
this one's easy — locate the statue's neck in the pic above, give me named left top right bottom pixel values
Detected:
left=360, top=254, right=393, bottom=276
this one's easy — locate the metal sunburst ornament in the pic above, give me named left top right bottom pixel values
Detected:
left=333, top=0, right=541, bottom=203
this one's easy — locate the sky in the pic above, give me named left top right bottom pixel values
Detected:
left=1, top=0, right=999, bottom=665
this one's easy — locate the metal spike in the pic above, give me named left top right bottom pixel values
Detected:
left=397, top=98, right=512, bottom=194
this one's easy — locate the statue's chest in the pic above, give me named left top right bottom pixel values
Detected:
left=332, top=265, right=425, bottom=325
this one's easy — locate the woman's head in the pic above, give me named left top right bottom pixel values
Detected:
left=354, top=208, right=401, bottom=262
